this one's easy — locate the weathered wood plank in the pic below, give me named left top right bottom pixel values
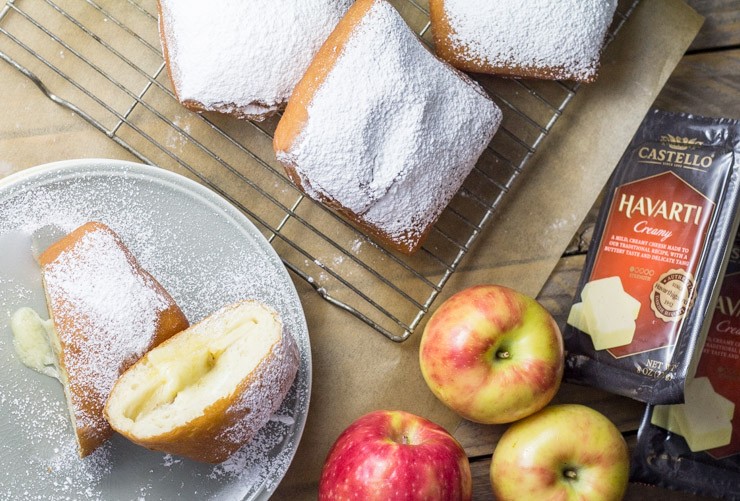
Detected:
left=470, top=459, right=493, bottom=500
left=653, top=49, right=740, bottom=119
left=687, top=0, right=740, bottom=51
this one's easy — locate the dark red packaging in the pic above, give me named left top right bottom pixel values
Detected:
left=564, top=109, right=740, bottom=404
left=631, top=230, right=740, bottom=498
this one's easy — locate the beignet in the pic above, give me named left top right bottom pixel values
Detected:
left=158, top=0, right=353, bottom=120
left=274, top=0, right=502, bottom=254
left=429, top=0, right=618, bottom=82
left=105, top=300, right=299, bottom=464
left=38, top=222, right=189, bottom=457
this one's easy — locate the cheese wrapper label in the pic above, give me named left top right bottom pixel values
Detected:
left=565, top=110, right=740, bottom=404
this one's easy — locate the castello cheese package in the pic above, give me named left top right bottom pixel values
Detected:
left=631, top=231, right=740, bottom=498
left=564, top=109, right=740, bottom=404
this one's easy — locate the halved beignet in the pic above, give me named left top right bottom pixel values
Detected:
left=104, top=300, right=299, bottom=463
left=38, top=222, right=189, bottom=457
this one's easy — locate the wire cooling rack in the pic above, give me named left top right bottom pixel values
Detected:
left=0, top=0, right=638, bottom=341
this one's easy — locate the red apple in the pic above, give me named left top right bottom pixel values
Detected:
left=419, top=284, right=563, bottom=424
left=490, top=404, right=630, bottom=501
left=318, top=410, right=472, bottom=501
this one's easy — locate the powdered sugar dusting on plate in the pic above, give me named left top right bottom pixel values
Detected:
left=0, top=378, right=113, bottom=500
left=0, top=161, right=310, bottom=500
left=278, top=0, right=501, bottom=250
left=160, top=0, right=352, bottom=119
left=442, top=0, right=617, bottom=81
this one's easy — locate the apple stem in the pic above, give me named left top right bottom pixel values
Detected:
left=496, top=350, right=511, bottom=360
left=563, top=469, right=578, bottom=481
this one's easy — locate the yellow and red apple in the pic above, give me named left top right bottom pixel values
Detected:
left=419, top=284, right=564, bottom=424
left=490, top=404, right=630, bottom=501
left=318, top=410, right=472, bottom=501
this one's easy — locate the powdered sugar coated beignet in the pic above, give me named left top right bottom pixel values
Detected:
left=430, top=0, right=617, bottom=82
left=274, top=0, right=502, bottom=254
left=39, top=222, right=189, bottom=457
left=158, top=0, right=353, bottom=120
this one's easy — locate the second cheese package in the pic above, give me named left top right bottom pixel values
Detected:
left=630, top=230, right=740, bottom=498
left=564, top=109, right=740, bottom=404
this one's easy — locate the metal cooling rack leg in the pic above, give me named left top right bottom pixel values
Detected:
left=0, top=49, right=157, bottom=166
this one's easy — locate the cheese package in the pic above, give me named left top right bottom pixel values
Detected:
left=632, top=230, right=740, bottom=498
left=564, top=110, right=740, bottom=404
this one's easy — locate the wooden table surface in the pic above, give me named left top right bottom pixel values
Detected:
left=453, top=2, right=740, bottom=499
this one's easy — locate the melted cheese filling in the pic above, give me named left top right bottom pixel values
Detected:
left=10, top=307, right=60, bottom=380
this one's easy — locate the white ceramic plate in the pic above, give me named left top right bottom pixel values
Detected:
left=0, top=159, right=310, bottom=500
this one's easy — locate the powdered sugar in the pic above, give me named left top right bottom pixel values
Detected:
left=159, top=0, right=352, bottom=119
left=0, top=381, right=113, bottom=501
left=0, top=161, right=310, bottom=499
left=441, top=0, right=617, bottom=81
left=278, top=0, right=501, bottom=251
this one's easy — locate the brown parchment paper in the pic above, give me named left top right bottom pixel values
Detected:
left=0, top=0, right=702, bottom=498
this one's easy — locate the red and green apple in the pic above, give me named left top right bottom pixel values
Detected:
left=491, top=404, right=630, bottom=501
left=318, top=409, right=472, bottom=501
left=419, top=284, right=564, bottom=424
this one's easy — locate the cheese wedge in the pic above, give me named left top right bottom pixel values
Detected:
left=654, top=377, right=734, bottom=452
left=579, top=276, right=640, bottom=350
left=566, top=302, right=590, bottom=334
left=650, top=404, right=681, bottom=434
